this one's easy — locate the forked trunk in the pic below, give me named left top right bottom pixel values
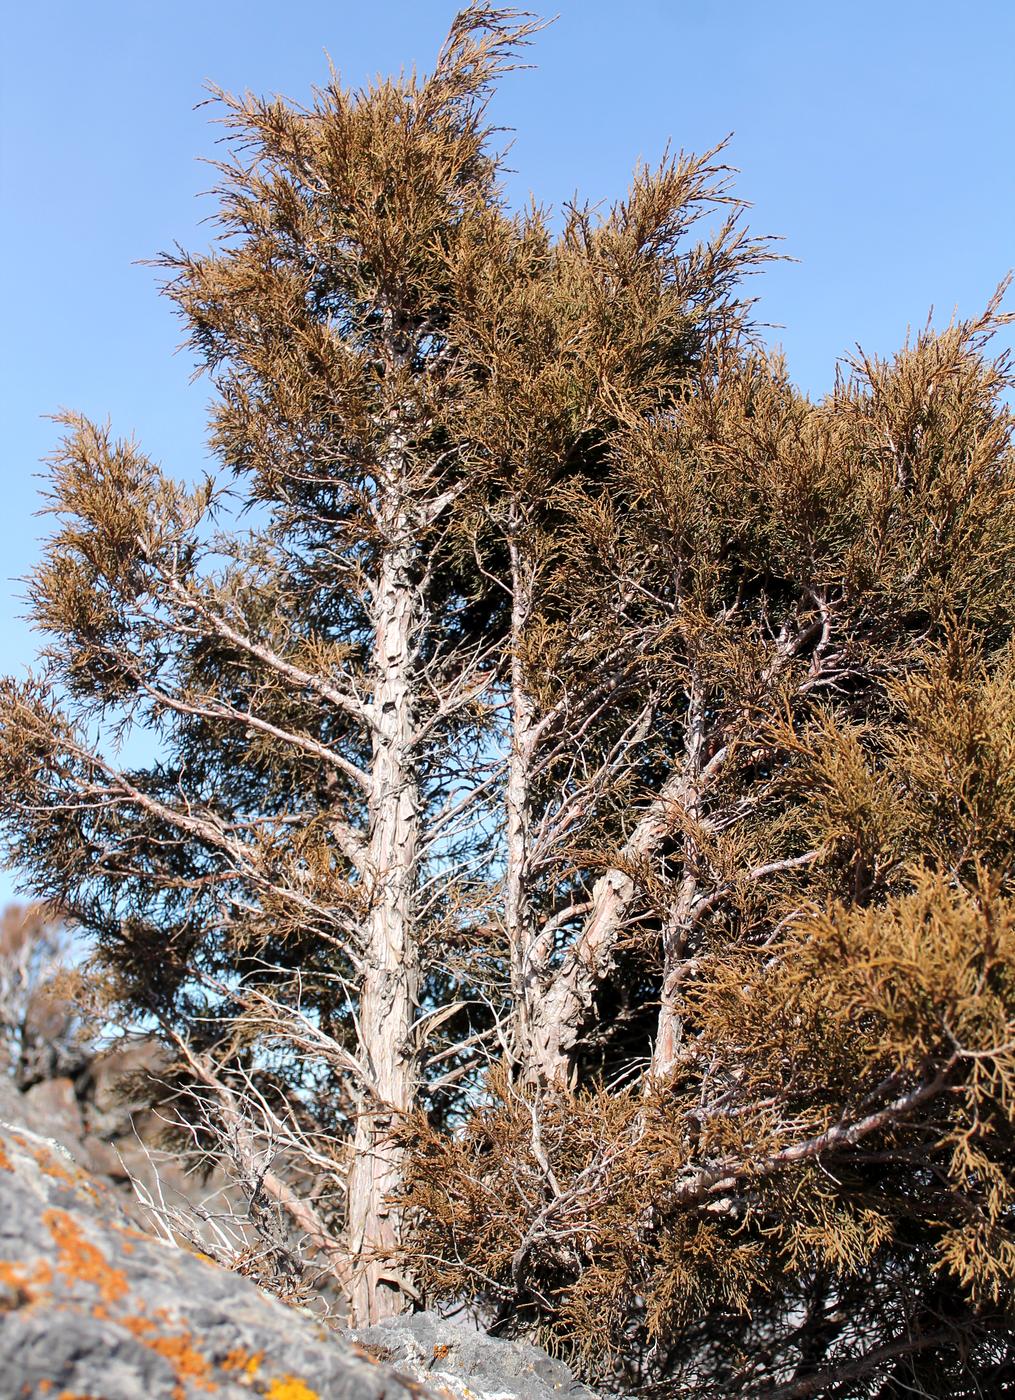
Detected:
left=523, top=864, right=637, bottom=1089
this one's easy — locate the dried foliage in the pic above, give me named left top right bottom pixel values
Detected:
left=123, top=1065, right=340, bottom=1315
left=399, top=308, right=1015, bottom=1393
left=2, top=4, right=1015, bottom=1392
left=402, top=870, right=1015, bottom=1393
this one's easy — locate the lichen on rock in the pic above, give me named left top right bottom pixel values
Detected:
left=0, top=1120, right=435, bottom=1398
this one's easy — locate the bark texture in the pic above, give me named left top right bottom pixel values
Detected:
left=347, top=501, right=422, bottom=1323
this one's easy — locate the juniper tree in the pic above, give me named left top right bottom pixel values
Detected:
left=506, top=305, right=1015, bottom=1090
left=0, top=0, right=767, bottom=1329
left=0, top=5, right=550, bottom=1324
left=4, top=4, right=1015, bottom=1389
left=402, top=305, right=1015, bottom=1393
left=442, top=150, right=769, bottom=1075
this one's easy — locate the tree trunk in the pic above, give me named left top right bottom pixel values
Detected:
left=650, top=875, right=697, bottom=1080
left=525, top=683, right=705, bottom=1089
left=522, top=863, right=639, bottom=1088
left=505, top=517, right=542, bottom=1069
left=650, top=682, right=704, bottom=1080
left=346, top=514, right=421, bottom=1324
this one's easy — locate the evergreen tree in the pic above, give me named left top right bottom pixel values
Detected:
left=0, top=4, right=545, bottom=1324
left=3, top=6, right=1015, bottom=1391
left=403, top=305, right=1015, bottom=1393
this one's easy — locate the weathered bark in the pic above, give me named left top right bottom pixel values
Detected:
left=651, top=885, right=696, bottom=1081
left=347, top=477, right=422, bottom=1323
left=525, top=684, right=706, bottom=1089
left=650, top=682, right=704, bottom=1080
left=504, top=518, right=542, bottom=1068
left=524, top=781, right=682, bottom=1088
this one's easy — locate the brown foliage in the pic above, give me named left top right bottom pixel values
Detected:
left=2, top=4, right=1015, bottom=1390
left=402, top=872, right=1015, bottom=1392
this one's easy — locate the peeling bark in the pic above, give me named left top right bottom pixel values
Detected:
left=525, top=681, right=707, bottom=1089
left=347, top=466, right=422, bottom=1324
left=650, top=681, right=704, bottom=1080
left=504, top=516, right=542, bottom=1069
left=522, top=761, right=693, bottom=1088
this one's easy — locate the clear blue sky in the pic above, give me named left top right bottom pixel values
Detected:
left=1, top=1, right=1013, bottom=905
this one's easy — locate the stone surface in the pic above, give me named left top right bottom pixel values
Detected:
left=1, top=1037, right=252, bottom=1235
left=1, top=941, right=604, bottom=1399
left=0, top=1119, right=436, bottom=1399
left=82, top=1038, right=172, bottom=1137
left=20, top=1075, right=85, bottom=1153
left=347, top=1313, right=600, bottom=1400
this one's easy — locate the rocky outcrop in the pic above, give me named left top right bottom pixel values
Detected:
left=0, top=1033, right=255, bottom=1244
left=1, top=916, right=600, bottom=1398
left=0, top=1115, right=604, bottom=1400
left=1, top=902, right=240, bottom=1236
left=347, top=1313, right=600, bottom=1400
left=0, top=1119, right=433, bottom=1399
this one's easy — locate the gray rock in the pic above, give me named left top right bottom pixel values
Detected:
left=347, top=1312, right=600, bottom=1400
left=82, top=1037, right=172, bottom=1138
left=2, top=1041, right=253, bottom=1235
left=0, top=1078, right=603, bottom=1400
left=20, top=1074, right=84, bottom=1153
left=0, top=1120, right=437, bottom=1398
left=0, top=1071, right=26, bottom=1126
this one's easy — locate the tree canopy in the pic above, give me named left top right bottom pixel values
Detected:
left=2, top=5, right=1014, bottom=1393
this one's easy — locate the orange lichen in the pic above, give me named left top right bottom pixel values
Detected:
left=110, top=1220, right=147, bottom=1244
left=0, top=1260, right=54, bottom=1321
left=432, top=1343, right=451, bottom=1360
left=120, top=1314, right=217, bottom=1393
left=14, top=1134, right=101, bottom=1201
left=0, top=1260, right=53, bottom=1288
left=30, top=1143, right=78, bottom=1187
left=0, top=1257, right=54, bottom=1305
left=120, top=1314, right=156, bottom=1339
left=147, top=1332, right=216, bottom=1390
left=265, top=1378, right=320, bottom=1400
left=43, top=1208, right=129, bottom=1305
left=222, top=1347, right=263, bottom=1378
left=0, top=1139, right=12, bottom=1172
